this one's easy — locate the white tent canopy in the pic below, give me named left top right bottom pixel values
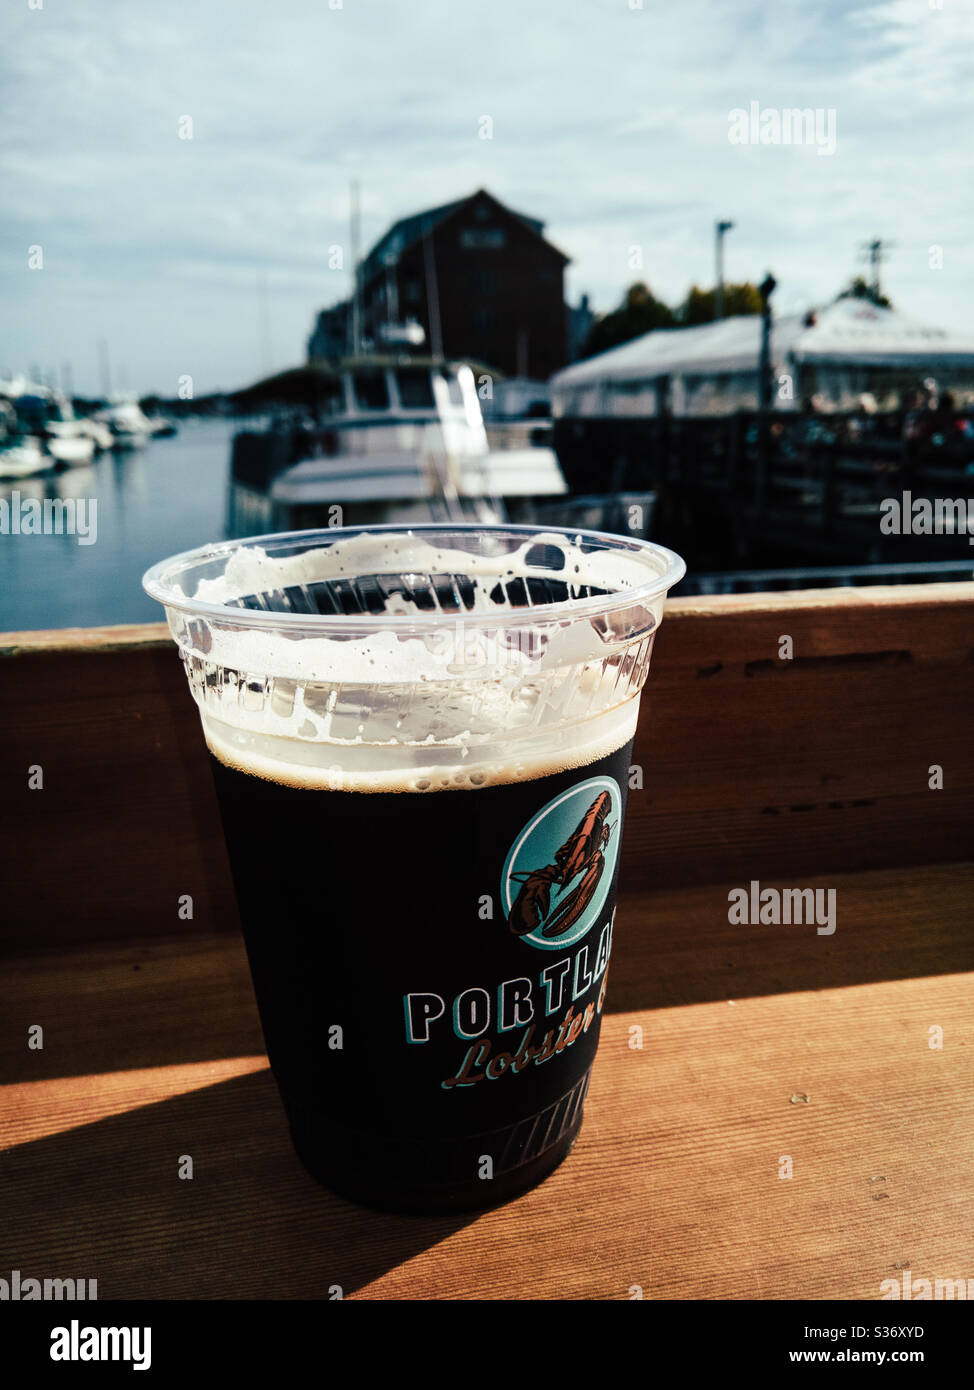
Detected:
left=792, top=299, right=974, bottom=367
left=551, top=299, right=974, bottom=416
left=554, top=314, right=771, bottom=386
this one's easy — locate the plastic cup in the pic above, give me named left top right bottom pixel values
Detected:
left=144, top=523, right=685, bottom=1212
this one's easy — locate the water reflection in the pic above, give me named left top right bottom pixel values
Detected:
left=0, top=421, right=234, bottom=632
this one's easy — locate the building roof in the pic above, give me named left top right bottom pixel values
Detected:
left=551, top=298, right=974, bottom=390
left=361, top=189, right=560, bottom=275
left=789, top=298, right=974, bottom=366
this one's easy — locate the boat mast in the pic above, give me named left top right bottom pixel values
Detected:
left=97, top=338, right=112, bottom=399
left=349, top=179, right=362, bottom=357
left=257, top=269, right=273, bottom=376
left=422, top=218, right=444, bottom=360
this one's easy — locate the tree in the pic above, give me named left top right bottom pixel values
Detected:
left=680, top=282, right=763, bottom=324
left=581, top=282, right=675, bottom=358
left=837, top=275, right=892, bottom=309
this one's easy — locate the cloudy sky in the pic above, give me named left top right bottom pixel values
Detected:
left=2, top=0, right=971, bottom=396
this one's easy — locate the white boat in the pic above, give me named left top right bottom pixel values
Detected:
left=77, top=417, right=115, bottom=452
left=0, top=401, right=49, bottom=478
left=0, top=381, right=96, bottom=467
left=95, top=399, right=155, bottom=448
left=0, top=433, right=49, bottom=480
left=146, top=415, right=178, bottom=438
left=42, top=393, right=96, bottom=467
left=228, top=357, right=567, bottom=535
left=45, top=414, right=96, bottom=467
left=0, top=396, right=52, bottom=479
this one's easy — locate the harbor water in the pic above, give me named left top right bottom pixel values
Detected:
left=0, top=421, right=234, bottom=632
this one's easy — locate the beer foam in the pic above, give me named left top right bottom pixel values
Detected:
left=183, top=532, right=664, bottom=686
left=168, top=530, right=670, bottom=784
left=202, top=700, right=639, bottom=793
left=192, top=530, right=655, bottom=610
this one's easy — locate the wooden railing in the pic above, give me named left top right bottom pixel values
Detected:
left=2, top=584, right=972, bottom=1299
left=3, top=584, right=971, bottom=953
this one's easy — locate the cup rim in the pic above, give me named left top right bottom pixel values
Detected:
left=142, top=522, right=687, bottom=632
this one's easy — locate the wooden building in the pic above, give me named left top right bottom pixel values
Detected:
left=310, top=190, right=570, bottom=380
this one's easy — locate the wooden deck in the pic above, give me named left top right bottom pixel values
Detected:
left=1, top=584, right=972, bottom=1299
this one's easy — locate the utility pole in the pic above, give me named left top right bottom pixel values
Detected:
left=715, top=220, right=734, bottom=319
left=859, top=238, right=895, bottom=299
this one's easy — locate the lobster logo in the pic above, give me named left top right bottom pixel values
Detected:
left=502, top=778, right=621, bottom=951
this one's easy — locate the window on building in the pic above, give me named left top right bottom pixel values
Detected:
left=352, top=371, right=390, bottom=410
left=404, top=278, right=422, bottom=303
left=460, top=228, right=506, bottom=250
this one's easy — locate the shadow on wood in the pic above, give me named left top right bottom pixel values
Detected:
left=0, top=1069, right=478, bottom=1299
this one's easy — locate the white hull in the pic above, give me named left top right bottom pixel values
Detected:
left=230, top=360, right=569, bottom=536
left=96, top=401, right=156, bottom=448
left=270, top=446, right=567, bottom=506
left=0, top=438, right=50, bottom=479
left=47, top=433, right=96, bottom=467
left=79, top=419, right=115, bottom=451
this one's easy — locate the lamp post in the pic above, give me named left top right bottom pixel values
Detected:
left=758, top=272, right=776, bottom=411
left=715, top=220, right=734, bottom=319
left=756, top=272, right=777, bottom=515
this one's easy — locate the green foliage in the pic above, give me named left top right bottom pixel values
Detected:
left=581, top=282, right=675, bottom=358
left=680, top=282, right=763, bottom=324
left=581, top=280, right=769, bottom=357
left=837, top=275, right=892, bottom=309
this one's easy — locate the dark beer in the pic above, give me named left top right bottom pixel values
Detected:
left=143, top=523, right=684, bottom=1214
left=208, top=724, right=634, bottom=1213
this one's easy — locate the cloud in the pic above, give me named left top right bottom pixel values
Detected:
left=0, top=0, right=970, bottom=392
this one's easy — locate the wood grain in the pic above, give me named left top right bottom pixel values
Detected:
left=1, top=895, right=971, bottom=1300
left=1, top=591, right=971, bottom=1299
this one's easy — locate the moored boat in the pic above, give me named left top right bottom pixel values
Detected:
left=227, top=357, right=568, bottom=535
left=0, top=432, right=49, bottom=480
left=0, top=379, right=95, bottom=468
left=95, top=399, right=155, bottom=448
left=77, top=417, right=116, bottom=452
left=0, top=395, right=51, bottom=478
left=45, top=420, right=96, bottom=467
